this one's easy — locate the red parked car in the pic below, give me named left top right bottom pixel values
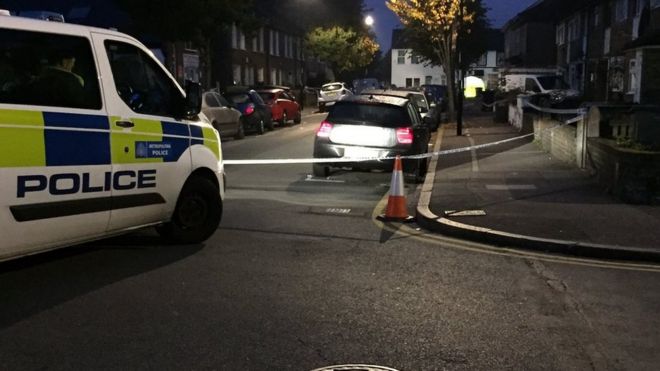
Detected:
left=256, top=88, right=302, bottom=126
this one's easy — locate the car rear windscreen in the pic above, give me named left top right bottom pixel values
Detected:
left=322, top=84, right=343, bottom=92
left=327, top=102, right=410, bottom=128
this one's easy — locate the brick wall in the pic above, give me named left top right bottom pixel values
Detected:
left=588, top=138, right=660, bottom=203
left=533, top=116, right=578, bottom=165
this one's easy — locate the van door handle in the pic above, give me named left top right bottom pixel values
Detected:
left=115, top=120, right=135, bottom=128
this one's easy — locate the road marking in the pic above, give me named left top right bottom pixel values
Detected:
left=486, top=184, right=537, bottom=190
left=304, top=175, right=345, bottom=183
left=468, top=137, right=479, bottom=172
left=326, top=208, right=351, bottom=214
left=444, top=210, right=487, bottom=217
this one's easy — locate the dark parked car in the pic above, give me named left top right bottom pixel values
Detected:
left=224, top=88, right=273, bottom=134
left=312, top=94, right=431, bottom=182
left=421, top=84, right=448, bottom=112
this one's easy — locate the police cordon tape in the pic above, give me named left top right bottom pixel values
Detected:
left=223, top=104, right=586, bottom=166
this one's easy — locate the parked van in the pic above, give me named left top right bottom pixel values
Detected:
left=500, top=74, right=579, bottom=102
left=0, top=15, right=225, bottom=261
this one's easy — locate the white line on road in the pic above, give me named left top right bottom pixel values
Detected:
left=468, top=136, right=480, bottom=172
left=486, top=184, right=537, bottom=190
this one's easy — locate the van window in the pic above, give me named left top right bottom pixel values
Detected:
left=0, top=28, right=102, bottom=110
left=105, top=40, right=182, bottom=117
left=525, top=78, right=542, bottom=93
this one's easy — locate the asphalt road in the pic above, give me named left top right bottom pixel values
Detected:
left=1, top=112, right=659, bottom=371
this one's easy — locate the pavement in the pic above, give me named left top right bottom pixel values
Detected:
left=417, top=102, right=660, bottom=262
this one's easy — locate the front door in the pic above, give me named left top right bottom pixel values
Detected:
left=92, top=33, right=193, bottom=232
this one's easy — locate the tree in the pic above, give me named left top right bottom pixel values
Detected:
left=387, top=0, right=488, bottom=119
left=305, top=26, right=379, bottom=81
left=117, top=0, right=255, bottom=88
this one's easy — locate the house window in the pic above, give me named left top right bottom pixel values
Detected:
left=259, top=29, right=265, bottom=53
left=231, top=23, right=238, bottom=49
left=556, top=23, right=565, bottom=45
left=628, top=58, right=638, bottom=93
left=405, top=78, right=412, bottom=87
left=425, top=76, right=432, bottom=85
left=269, top=30, right=275, bottom=55
left=411, top=53, right=420, bottom=64
left=232, top=64, right=241, bottom=85
left=568, top=16, right=580, bottom=41
left=397, top=50, right=406, bottom=64
left=441, top=75, right=447, bottom=85
left=257, top=68, right=264, bottom=83
left=413, top=78, right=420, bottom=87
left=615, top=0, right=628, bottom=22
left=477, top=53, right=487, bottom=66
left=594, top=6, right=601, bottom=27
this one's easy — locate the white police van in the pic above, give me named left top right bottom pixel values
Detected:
left=0, top=15, right=225, bottom=261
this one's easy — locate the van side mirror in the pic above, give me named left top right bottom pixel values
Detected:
left=184, top=81, right=202, bottom=117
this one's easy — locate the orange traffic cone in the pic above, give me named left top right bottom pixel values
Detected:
left=377, top=156, right=414, bottom=223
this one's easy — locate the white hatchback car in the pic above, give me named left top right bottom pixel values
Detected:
left=318, top=82, right=352, bottom=112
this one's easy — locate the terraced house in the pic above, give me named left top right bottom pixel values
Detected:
left=505, top=0, right=660, bottom=103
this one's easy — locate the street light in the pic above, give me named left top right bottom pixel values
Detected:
left=365, top=15, right=374, bottom=27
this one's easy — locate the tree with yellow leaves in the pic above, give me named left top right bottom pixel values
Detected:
left=387, top=0, right=487, bottom=119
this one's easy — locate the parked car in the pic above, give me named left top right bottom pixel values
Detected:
left=202, top=91, right=244, bottom=140
left=362, top=88, right=440, bottom=131
left=421, top=84, right=448, bottom=112
left=312, top=94, right=431, bottom=182
left=318, top=82, right=352, bottom=112
left=352, top=77, right=381, bottom=94
left=256, top=88, right=302, bottom=125
left=224, top=88, right=273, bottom=134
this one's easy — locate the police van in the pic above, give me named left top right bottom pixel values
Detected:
left=0, top=15, right=225, bottom=261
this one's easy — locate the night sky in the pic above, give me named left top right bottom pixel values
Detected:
left=365, top=0, right=539, bottom=51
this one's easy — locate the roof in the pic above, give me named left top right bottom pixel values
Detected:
left=254, top=88, right=283, bottom=93
left=0, top=12, right=139, bottom=42
left=361, top=88, right=423, bottom=98
left=340, top=94, right=409, bottom=107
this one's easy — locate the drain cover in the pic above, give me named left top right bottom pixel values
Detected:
left=311, top=365, right=399, bottom=371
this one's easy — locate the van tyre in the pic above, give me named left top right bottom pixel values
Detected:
left=157, top=177, right=222, bottom=244
left=294, top=111, right=302, bottom=124
left=257, top=119, right=265, bottom=135
left=313, top=164, right=329, bottom=177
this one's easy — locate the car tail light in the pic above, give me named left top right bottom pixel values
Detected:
left=396, top=127, right=414, bottom=144
left=245, top=104, right=255, bottom=116
left=316, top=121, right=333, bottom=138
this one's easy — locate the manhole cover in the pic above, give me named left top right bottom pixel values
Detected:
left=311, top=365, right=399, bottom=371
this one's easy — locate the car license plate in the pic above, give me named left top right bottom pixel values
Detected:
left=343, top=147, right=380, bottom=159
left=326, top=92, right=337, bottom=97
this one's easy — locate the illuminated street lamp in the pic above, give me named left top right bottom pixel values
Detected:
left=364, top=15, right=374, bottom=27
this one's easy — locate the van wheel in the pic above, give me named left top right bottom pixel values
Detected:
left=294, top=111, right=302, bottom=124
left=257, top=119, right=265, bottom=135
left=157, top=177, right=222, bottom=244
left=313, top=164, right=329, bottom=177
left=234, top=119, right=245, bottom=140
